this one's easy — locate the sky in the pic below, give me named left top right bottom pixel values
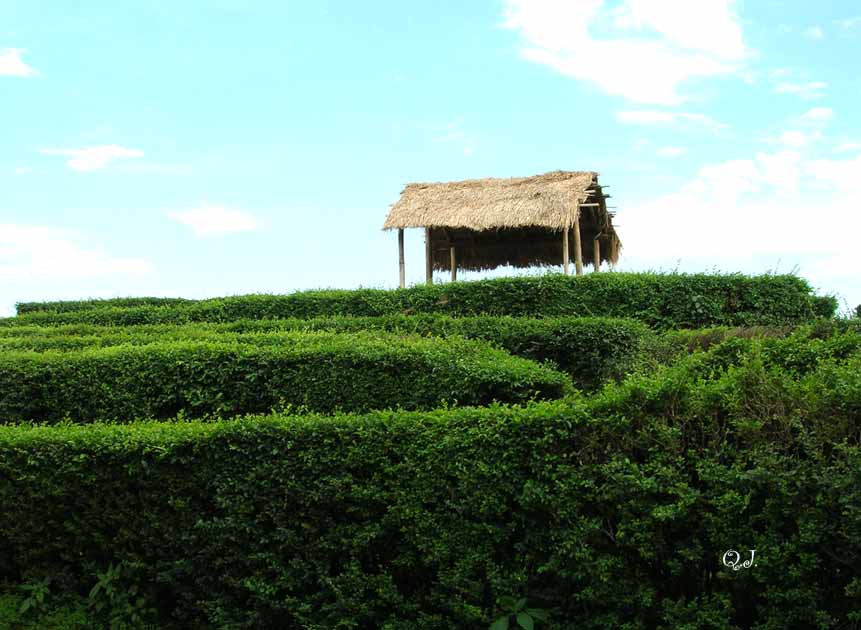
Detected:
left=2, top=0, right=860, bottom=316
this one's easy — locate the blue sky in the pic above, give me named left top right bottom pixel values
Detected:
left=2, top=0, right=860, bottom=315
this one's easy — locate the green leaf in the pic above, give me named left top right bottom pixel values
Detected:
left=515, top=598, right=527, bottom=611
left=498, top=596, right=517, bottom=610
left=526, top=608, right=550, bottom=621
left=490, top=616, right=510, bottom=630
left=516, top=612, right=534, bottom=630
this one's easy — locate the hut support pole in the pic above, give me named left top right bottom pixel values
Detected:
left=573, top=216, right=584, bottom=276
left=450, top=245, right=457, bottom=282
left=425, top=228, right=433, bottom=285
left=398, top=229, right=405, bottom=288
left=562, top=228, right=570, bottom=275
left=593, top=237, right=600, bottom=272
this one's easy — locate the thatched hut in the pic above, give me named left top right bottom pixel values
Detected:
left=383, top=170, right=621, bottom=285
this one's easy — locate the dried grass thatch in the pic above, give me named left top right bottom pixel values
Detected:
left=383, top=170, right=621, bottom=271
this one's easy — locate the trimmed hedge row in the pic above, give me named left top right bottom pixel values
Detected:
left=0, top=315, right=653, bottom=391
left=4, top=272, right=836, bottom=328
left=15, top=296, right=194, bottom=315
left=1, top=337, right=859, bottom=628
left=0, top=332, right=570, bottom=424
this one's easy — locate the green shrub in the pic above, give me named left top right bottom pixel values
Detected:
left=15, top=296, right=194, bottom=315
left=4, top=272, right=832, bottom=328
left=0, top=332, right=570, bottom=424
left=0, top=591, right=88, bottom=629
left=1, top=336, right=859, bottom=628
left=0, top=315, right=652, bottom=391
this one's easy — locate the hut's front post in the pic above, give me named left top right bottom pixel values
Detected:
left=562, top=227, right=570, bottom=275
left=425, top=227, right=433, bottom=285
left=398, top=229, right=406, bottom=288
left=573, top=215, right=584, bottom=276
left=450, top=245, right=457, bottom=282
left=593, top=237, right=601, bottom=272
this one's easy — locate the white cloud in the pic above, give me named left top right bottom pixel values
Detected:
left=615, top=149, right=861, bottom=305
left=657, top=146, right=687, bottom=157
left=0, top=225, right=153, bottom=282
left=502, top=0, right=747, bottom=105
left=777, top=130, right=823, bottom=148
left=774, top=81, right=827, bottom=99
left=799, top=107, right=833, bottom=122
left=804, top=26, right=824, bottom=40
left=616, top=110, right=727, bottom=131
left=168, top=205, right=258, bottom=237
left=805, top=154, right=861, bottom=193
left=0, top=48, right=36, bottom=77
left=39, top=145, right=144, bottom=172
left=12, top=167, right=31, bottom=175
left=835, top=16, right=861, bottom=29
left=835, top=141, right=861, bottom=153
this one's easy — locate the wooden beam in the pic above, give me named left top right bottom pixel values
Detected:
left=573, top=215, right=584, bottom=276
left=562, top=227, right=570, bottom=275
left=450, top=245, right=457, bottom=282
left=593, top=237, right=600, bottom=272
left=425, top=227, right=433, bottom=285
left=398, top=228, right=405, bottom=288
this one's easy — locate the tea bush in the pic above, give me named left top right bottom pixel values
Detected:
left=6, top=272, right=834, bottom=329
left=1, top=336, right=858, bottom=628
left=0, top=332, right=570, bottom=424
left=0, top=315, right=652, bottom=391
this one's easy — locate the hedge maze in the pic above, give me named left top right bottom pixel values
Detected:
left=1, top=273, right=857, bottom=629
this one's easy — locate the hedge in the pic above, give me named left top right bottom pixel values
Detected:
left=15, top=296, right=194, bottom=315
left=0, top=315, right=652, bottom=391
left=1, top=337, right=859, bottom=628
left=4, top=272, right=835, bottom=328
left=0, top=332, right=570, bottom=424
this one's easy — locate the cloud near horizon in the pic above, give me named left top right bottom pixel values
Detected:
left=0, top=224, right=154, bottom=283
left=167, top=205, right=259, bottom=237
left=616, top=149, right=861, bottom=289
left=39, top=145, right=145, bottom=172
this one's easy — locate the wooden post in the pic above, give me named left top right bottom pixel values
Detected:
left=398, top=229, right=405, bottom=288
left=562, top=228, right=570, bottom=275
left=450, top=245, right=457, bottom=282
left=593, top=237, right=600, bottom=272
left=425, top=227, right=433, bottom=285
left=573, top=215, right=584, bottom=276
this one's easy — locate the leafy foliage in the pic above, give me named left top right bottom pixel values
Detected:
left=4, top=272, right=832, bottom=329
left=0, top=326, right=859, bottom=627
left=15, top=297, right=194, bottom=315
left=0, top=315, right=651, bottom=391
left=490, top=596, right=551, bottom=629
left=0, top=591, right=88, bottom=629
left=0, top=331, right=570, bottom=423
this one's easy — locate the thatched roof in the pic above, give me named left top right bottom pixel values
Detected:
left=383, top=170, right=621, bottom=272
left=383, top=170, right=599, bottom=231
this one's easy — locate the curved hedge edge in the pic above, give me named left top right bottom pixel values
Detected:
left=0, top=315, right=653, bottom=391
left=0, top=333, right=572, bottom=424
